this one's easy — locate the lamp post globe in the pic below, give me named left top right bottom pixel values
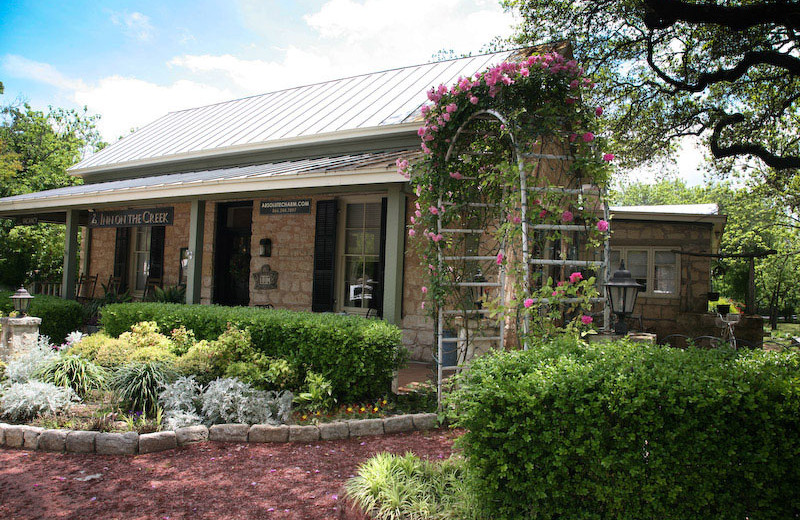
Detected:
left=605, top=262, right=643, bottom=335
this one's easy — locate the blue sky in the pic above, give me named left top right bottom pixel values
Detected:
left=1, top=0, right=516, bottom=140
left=0, top=0, right=704, bottom=183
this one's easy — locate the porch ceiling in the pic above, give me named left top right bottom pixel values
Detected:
left=0, top=151, right=416, bottom=216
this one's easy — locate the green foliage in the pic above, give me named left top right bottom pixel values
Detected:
left=111, top=361, right=176, bottom=416
left=168, top=326, right=195, bottom=356
left=0, top=380, right=77, bottom=422
left=0, top=291, right=83, bottom=344
left=264, top=357, right=299, bottom=390
left=71, top=323, right=177, bottom=368
left=447, top=336, right=800, bottom=519
left=345, top=453, right=478, bottom=520
left=36, top=353, right=107, bottom=398
left=150, top=285, right=185, bottom=303
left=294, top=372, right=336, bottom=413
left=0, top=102, right=104, bottom=287
left=199, top=377, right=292, bottom=426
left=504, top=0, right=800, bottom=180
left=101, top=303, right=406, bottom=402
left=174, top=340, right=219, bottom=385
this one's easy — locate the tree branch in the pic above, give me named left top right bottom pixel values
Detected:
left=710, top=113, right=800, bottom=169
left=642, top=0, right=800, bottom=32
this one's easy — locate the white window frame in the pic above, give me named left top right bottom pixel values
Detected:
left=335, top=195, right=383, bottom=315
left=610, top=247, right=680, bottom=299
left=129, top=226, right=152, bottom=299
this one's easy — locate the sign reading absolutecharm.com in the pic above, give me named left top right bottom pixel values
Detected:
left=260, top=199, right=311, bottom=215
left=88, top=207, right=174, bottom=228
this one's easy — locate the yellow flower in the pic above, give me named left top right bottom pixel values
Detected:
left=346, top=407, right=353, bottom=413
left=372, top=407, right=378, bottom=413
left=301, top=414, right=307, bottom=420
left=381, top=399, right=387, bottom=406
left=359, top=406, right=366, bottom=412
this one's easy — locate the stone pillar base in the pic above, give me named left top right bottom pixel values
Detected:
left=0, top=316, right=42, bottom=362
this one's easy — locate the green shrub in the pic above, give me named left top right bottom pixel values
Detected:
left=345, top=453, right=478, bottom=520
left=0, top=380, right=77, bottom=422
left=447, top=337, right=800, bottom=520
left=101, top=303, right=406, bottom=401
left=174, top=340, right=220, bottom=385
left=294, top=371, right=336, bottom=413
left=37, top=353, right=107, bottom=398
left=111, top=361, right=177, bottom=415
left=0, top=291, right=82, bottom=344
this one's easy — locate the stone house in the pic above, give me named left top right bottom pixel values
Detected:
left=0, top=49, right=738, bottom=360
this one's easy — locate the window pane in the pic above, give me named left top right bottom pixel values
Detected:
left=628, top=250, right=648, bottom=293
left=345, top=230, right=363, bottom=255
left=654, top=251, right=677, bottom=294
left=346, top=203, right=364, bottom=228
left=610, top=250, right=621, bottom=270
left=364, top=202, right=381, bottom=225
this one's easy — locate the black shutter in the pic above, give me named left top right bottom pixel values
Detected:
left=149, top=226, right=166, bottom=280
left=311, top=200, right=338, bottom=312
left=113, top=227, right=130, bottom=292
left=371, top=197, right=388, bottom=317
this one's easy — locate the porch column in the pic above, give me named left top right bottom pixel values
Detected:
left=186, top=199, right=206, bottom=304
left=62, top=209, right=80, bottom=300
left=382, top=184, right=406, bottom=324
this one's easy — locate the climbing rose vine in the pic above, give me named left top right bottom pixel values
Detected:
left=402, top=50, right=614, bottom=341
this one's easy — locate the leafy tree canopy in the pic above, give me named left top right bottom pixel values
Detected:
left=504, top=0, right=800, bottom=192
left=0, top=101, right=105, bottom=287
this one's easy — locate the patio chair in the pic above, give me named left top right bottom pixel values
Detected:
left=142, top=276, right=163, bottom=301
left=76, top=273, right=98, bottom=303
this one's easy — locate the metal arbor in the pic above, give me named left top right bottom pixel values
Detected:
left=433, top=109, right=611, bottom=404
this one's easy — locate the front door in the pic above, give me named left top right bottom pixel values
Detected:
left=213, top=202, right=252, bottom=306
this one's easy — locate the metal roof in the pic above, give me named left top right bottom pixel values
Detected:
left=72, top=50, right=524, bottom=173
left=0, top=151, right=414, bottom=214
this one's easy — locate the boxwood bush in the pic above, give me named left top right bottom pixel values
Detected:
left=0, top=291, right=83, bottom=344
left=447, top=337, right=800, bottom=520
left=100, top=303, right=405, bottom=402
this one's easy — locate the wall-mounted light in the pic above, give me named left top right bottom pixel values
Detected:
left=259, top=238, right=272, bottom=257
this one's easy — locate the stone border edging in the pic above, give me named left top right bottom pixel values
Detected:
left=0, top=413, right=439, bottom=456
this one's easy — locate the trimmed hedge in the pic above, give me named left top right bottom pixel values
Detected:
left=100, top=303, right=405, bottom=402
left=0, top=291, right=83, bottom=344
left=447, top=337, right=800, bottom=520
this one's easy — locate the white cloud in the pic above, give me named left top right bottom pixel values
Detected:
left=73, top=77, right=234, bottom=140
left=2, top=55, right=87, bottom=91
left=110, top=10, right=154, bottom=41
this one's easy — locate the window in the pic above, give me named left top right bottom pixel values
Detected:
left=130, top=226, right=152, bottom=294
left=339, top=200, right=382, bottom=312
left=610, top=248, right=679, bottom=297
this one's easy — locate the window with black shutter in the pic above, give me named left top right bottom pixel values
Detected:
left=312, top=200, right=337, bottom=312
left=113, top=227, right=130, bottom=292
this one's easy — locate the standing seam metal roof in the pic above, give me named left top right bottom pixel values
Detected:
left=3, top=151, right=416, bottom=204
left=71, top=50, right=520, bottom=172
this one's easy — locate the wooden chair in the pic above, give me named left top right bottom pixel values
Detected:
left=143, top=276, right=163, bottom=301
left=76, top=274, right=98, bottom=302
left=104, top=275, right=122, bottom=296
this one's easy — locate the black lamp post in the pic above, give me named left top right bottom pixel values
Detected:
left=605, top=262, right=643, bottom=335
left=10, top=286, right=34, bottom=317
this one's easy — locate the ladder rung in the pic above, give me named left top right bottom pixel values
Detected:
left=441, top=202, right=500, bottom=208
left=528, top=187, right=600, bottom=194
left=439, top=228, right=485, bottom=234
left=443, top=309, right=492, bottom=315
left=529, top=259, right=604, bottom=267
left=469, top=336, right=503, bottom=342
left=531, top=224, right=588, bottom=231
left=524, top=297, right=606, bottom=304
left=443, top=256, right=498, bottom=261
left=456, top=282, right=502, bottom=287
left=521, top=153, right=571, bottom=160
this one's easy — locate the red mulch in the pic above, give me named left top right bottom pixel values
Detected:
left=0, top=429, right=460, bottom=520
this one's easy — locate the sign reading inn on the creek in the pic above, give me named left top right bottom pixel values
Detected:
left=260, top=199, right=311, bottom=215
left=88, top=207, right=174, bottom=228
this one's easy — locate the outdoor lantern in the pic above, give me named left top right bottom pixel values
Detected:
left=10, top=286, right=34, bottom=317
left=605, top=261, right=644, bottom=335
left=259, top=238, right=272, bottom=257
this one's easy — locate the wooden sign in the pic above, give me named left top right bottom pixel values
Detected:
left=260, top=199, right=311, bottom=215
left=16, top=216, right=38, bottom=226
left=88, top=207, right=174, bottom=228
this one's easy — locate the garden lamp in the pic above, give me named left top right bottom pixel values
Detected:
left=605, top=262, right=643, bottom=335
left=10, top=286, right=34, bottom=317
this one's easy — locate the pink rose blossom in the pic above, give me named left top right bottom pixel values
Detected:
left=557, top=281, right=565, bottom=287
left=429, top=206, right=438, bottom=215
left=603, top=153, right=615, bottom=162
left=442, top=113, right=450, bottom=122
left=582, top=132, right=595, bottom=142
left=469, top=95, right=478, bottom=105
left=524, top=298, right=534, bottom=308
left=569, top=272, right=583, bottom=283
left=496, top=252, right=503, bottom=265
left=581, top=315, right=594, bottom=325
left=450, top=171, right=463, bottom=180
left=539, top=209, right=548, bottom=218
left=552, top=291, right=558, bottom=296
left=569, top=133, right=577, bottom=143
left=421, top=286, right=428, bottom=294
left=513, top=216, right=521, bottom=224
left=446, top=103, right=457, bottom=113
left=561, top=210, right=574, bottom=223
left=597, top=220, right=609, bottom=232
left=410, top=216, right=416, bottom=224
left=415, top=209, right=422, bottom=218
left=595, top=106, right=604, bottom=116
left=408, top=229, right=416, bottom=236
